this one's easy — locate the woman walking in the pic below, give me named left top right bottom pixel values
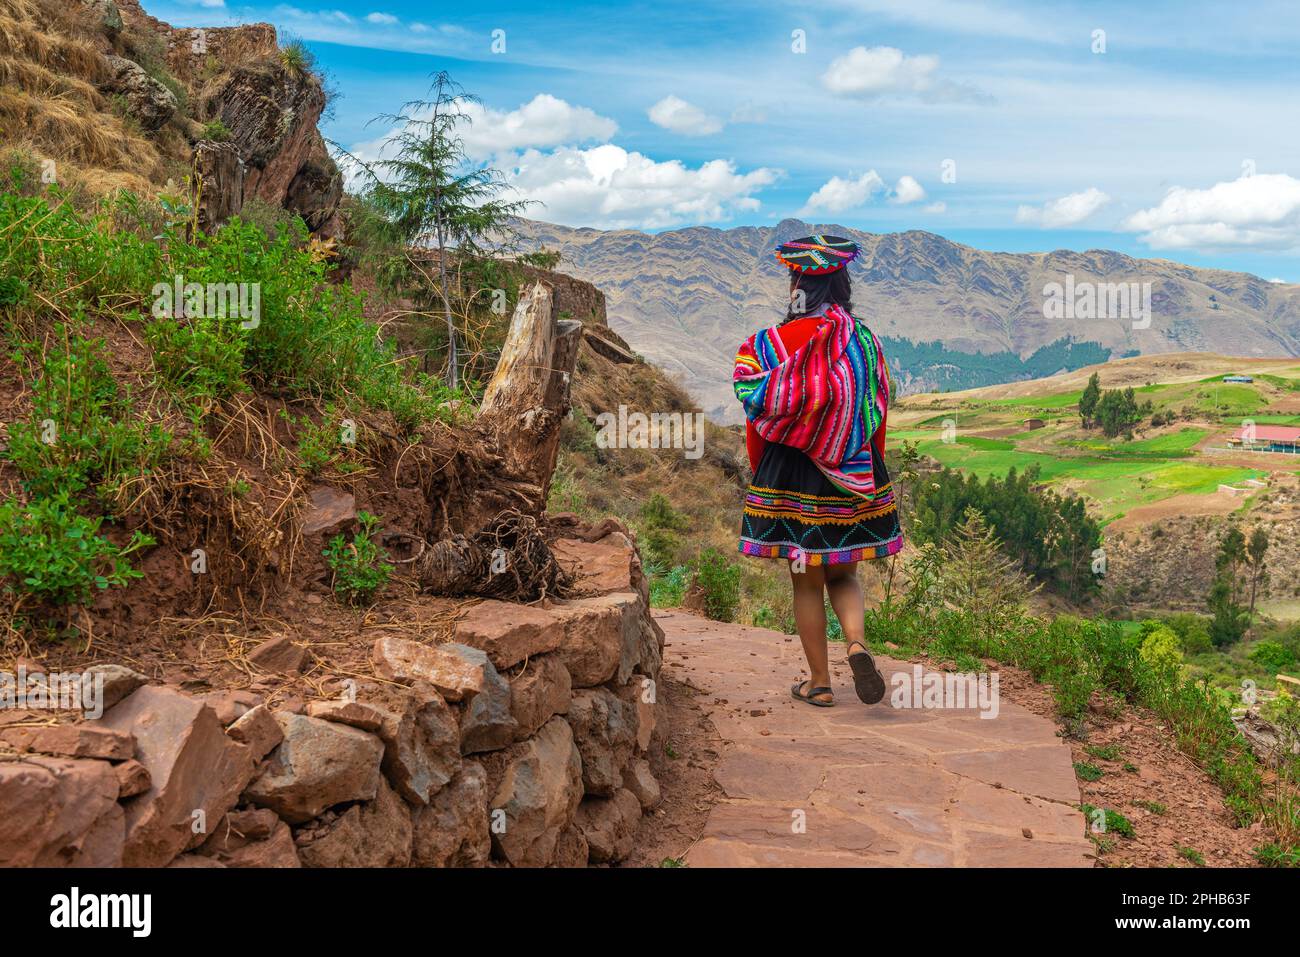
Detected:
left=733, top=236, right=902, bottom=707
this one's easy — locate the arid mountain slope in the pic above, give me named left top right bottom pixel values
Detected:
left=515, top=218, right=1300, bottom=423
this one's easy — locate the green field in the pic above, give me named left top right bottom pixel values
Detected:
left=894, top=365, right=1299, bottom=521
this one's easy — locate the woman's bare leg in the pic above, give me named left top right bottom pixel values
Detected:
left=790, top=563, right=832, bottom=702
left=825, top=562, right=866, bottom=656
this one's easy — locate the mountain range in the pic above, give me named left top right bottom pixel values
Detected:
left=513, top=218, right=1300, bottom=423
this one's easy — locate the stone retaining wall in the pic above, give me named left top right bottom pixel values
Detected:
left=0, top=529, right=664, bottom=868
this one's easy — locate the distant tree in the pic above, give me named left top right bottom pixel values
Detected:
left=1246, top=526, right=1270, bottom=617
left=939, top=508, right=1034, bottom=656
left=1079, top=372, right=1101, bottom=428
left=1094, top=386, right=1146, bottom=438
left=1207, top=526, right=1250, bottom=646
left=347, top=71, right=531, bottom=389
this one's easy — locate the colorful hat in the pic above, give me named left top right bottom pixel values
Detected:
left=775, top=235, right=860, bottom=274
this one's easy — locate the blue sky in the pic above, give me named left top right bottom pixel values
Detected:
left=155, top=0, right=1300, bottom=279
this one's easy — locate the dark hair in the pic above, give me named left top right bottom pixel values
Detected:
left=785, top=268, right=853, bottom=322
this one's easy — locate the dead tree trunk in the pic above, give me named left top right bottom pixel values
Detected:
left=478, top=281, right=583, bottom=514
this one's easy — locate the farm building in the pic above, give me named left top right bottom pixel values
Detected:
left=1229, top=424, right=1300, bottom=454
left=1023, top=417, right=1046, bottom=430
left=1223, top=375, right=1254, bottom=383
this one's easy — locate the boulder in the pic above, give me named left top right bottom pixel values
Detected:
left=301, top=485, right=354, bottom=537
left=295, top=778, right=412, bottom=868
left=103, top=55, right=176, bottom=131
left=567, top=688, right=638, bottom=797
left=246, top=636, right=306, bottom=675
left=0, top=723, right=135, bottom=761
left=374, top=688, right=461, bottom=805
left=508, top=655, right=571, bottom=741
left=225, top=704, right=284, bottom=761
left=621, top=758, right=662, bottom=811
left=574, top=788, right=641, bottom=864
left=80, top=663, right=147, bottom=713
left=459, top=654, right=517, bottom=755
left=99, top=686, right=255, bottom=867
left=193, top=140, right=245, bottom=232
left=372, top=637, right=490, bottom=703
left=196, top=808, right=300, bottom=868
left=453, top=600, right=564, bottom=670
left=410, top=763, right=491, bottom=867
left=552, top=593, right=646, bottom=687
left=243, top=712, right=383, bottom=824
left=489, top=717, right=583, bottom=867
left=0, top=757, right=124, bottom=867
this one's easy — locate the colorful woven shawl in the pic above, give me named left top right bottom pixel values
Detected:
left=733, top=305, right=890, bottom=498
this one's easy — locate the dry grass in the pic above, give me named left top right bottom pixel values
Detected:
left=0, top=12, right=106, bottom=85
left=0, top=88, right=157, bottom=172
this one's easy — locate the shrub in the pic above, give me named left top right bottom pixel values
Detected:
left=693, top=548, right=740, bottom=622
left=201, top=118, right=231, bottom=142
left=647, top=564, right=689, bottom=608
left=322, top=511, right=390, bottom=605
left=1250, top=640, right=1298, bottom=674
left=1138, top=624, right=1184, bottom=673
left=0, top=493, right=153, bottom=608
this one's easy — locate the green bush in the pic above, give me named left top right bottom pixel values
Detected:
left=322, top=511, right=390, bottom=605
left=0, top=493, right=153, bottom=607
left=1250, top=641, right=1298, bottom=674
left=647, top=564, right=689, bottom=608
left=693, top=547, right=740, bottom=622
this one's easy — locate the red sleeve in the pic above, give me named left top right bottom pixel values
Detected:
left=746, top=421, right=766, bottom=474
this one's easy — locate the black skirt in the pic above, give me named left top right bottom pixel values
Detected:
left=738, top=442, right=903, bottom=566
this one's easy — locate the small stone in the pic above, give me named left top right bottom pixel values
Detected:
left=374, top=688, right=461, bottom=806
left=0, top=723, right=136, bottom=761
left=410, top=763, right=490, bottom=867
left=196, top=808, right=301, bottom=867
left=306, top=699, right=386, bottom=733
left=226, top=704, right=284, bottom=762
left=295, top=778, right=411, bottom=868
left=201, top=689, right=265, bottom=725
left=114, top=759, right=152, bottom=799
left=453, top=600, right=564, bottom=670
left=621, top=758, right=661, bottom=810
left=246, top=636, right=306, bottom=675
left=574, top=788, right=641, bottom=864
left=568, top=688, right=638, bottom=797
left=508, top=655, right=571, bottom=741
left=459, top=654, right=517, bottom=755
left=81, top=664, right=148, bottom=712
left=301, top=485, right=356, bottom=537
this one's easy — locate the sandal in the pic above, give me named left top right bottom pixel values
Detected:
left=791, top=680, right=835, bottom=708
left=847, top=641, right=887, bottom=704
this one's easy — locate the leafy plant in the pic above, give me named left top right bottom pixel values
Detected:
left=693, top=547, right=740, bottom=622
left=322, top=511, right=390, bottom=605
left=1073, top=761, right=1104, bottom=781
left=0, top=494, right=153, bottom=607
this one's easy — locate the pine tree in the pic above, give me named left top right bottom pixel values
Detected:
left=1079, top=372, right=1100, bottom=428
left=939, top=508, right=1036, bottom=656
left=1246, top=526, right=1270, bottom=617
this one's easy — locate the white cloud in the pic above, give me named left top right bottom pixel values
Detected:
left=1015, top=187, right=1111, bottom=228
left=274, top=5, right=353, bottom=25
left=799, top=171, right=886, bottom=216
left=923, top=201, right=947, bottom=214
left=502, top=144, right=780, bottom=230
left=365, top=12, right=398, bottom=24
left=821, top=46, right=986, bottom=102
left=890, top=175, right=927, bottom=205
left=1120, top=173, right=1300, bottom=249
left=648, top=96, right=723, bottom=136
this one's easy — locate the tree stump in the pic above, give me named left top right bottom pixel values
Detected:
left=478, top=281, right=583, bottom=514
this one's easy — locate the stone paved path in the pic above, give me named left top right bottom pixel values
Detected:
left=657, top=610, right=1093, bottom=867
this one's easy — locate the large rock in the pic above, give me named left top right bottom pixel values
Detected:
left=621, top=758, right=662, bottom=811
left=453, top=600, right=564, bottom=670
left=508, top=655, right=571, bottom=741
left=0, top=757, right=124, bottom=867
left=295, top=778, right=412, bottom=868
left=553, top=593, right=652, bottom=687
left=193, top=140, right=245, bottom=232
left=0, top=723, right=135, bottom=760
left=616, top=676, right=658, bottom=753
left=103, top=55, right=177, bottom=131
left=243, top=712, right=383, bottom=824
left=574, top=788, right=642, bottom=864
left=99, top=685, right=255, bottom=867
left=551, top=536, right=647, bottom=602
left=196, top=808, right=300, bottom=868
left=374, top=688, right=461, bottom=805
left=372, top=637, right=489, bottom=703
left=284, top=130, right=343, bottom=233
left=410, top=763, right=491, bottom=867
left=459, top=654, right=517, bottom=755
left=489, top=717, right=583, bottom=867
left=567, top=688, right=638, bottom=797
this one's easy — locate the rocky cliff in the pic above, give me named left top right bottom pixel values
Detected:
left=1, top=0, right=341, bottom=234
